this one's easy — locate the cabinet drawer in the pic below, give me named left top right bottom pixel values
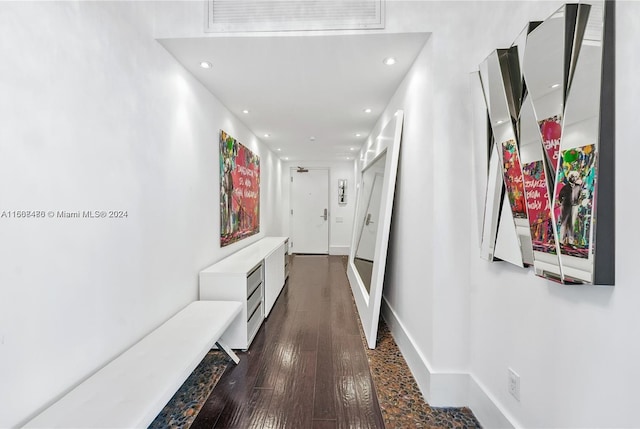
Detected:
left=247, top=263, right=263, bottom=296
left=247, top=284, right=262, bottom=321
left=247, top=302, right=263, bottom=339
left=284, top=242, right=289, bottom=265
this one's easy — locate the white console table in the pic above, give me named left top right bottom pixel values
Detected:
left=199, top=237, right=288, bottom=349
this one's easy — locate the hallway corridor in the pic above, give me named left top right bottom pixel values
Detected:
left=191, top=255, right=385, bottom=428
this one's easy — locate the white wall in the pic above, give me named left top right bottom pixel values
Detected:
left=378, top=0, right=562, bottom=408
left=0, top=2, right=282, bottom=427
left=377, top=1, right=639, bottom=429
left=281, top=160, right=356, bottom=255
left=467, top=2, right=640, bottom=428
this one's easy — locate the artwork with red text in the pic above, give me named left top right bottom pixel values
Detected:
left=522, top=160, right=556, bottom=254
left=539, top=115, right=562, bottom=175
left=552, top=144, right=596, bottom=258
left=220, top=130, right=260, bottom=247
left=501, top=139, right=527, bottom=219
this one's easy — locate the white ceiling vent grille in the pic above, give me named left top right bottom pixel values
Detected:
left=205, top=0, right=385, bottom=33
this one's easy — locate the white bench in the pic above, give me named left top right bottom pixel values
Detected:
left=23, top=301, right=242, bottom=429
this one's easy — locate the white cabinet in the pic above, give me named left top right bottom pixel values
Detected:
left=264, top=243, right=285, bottom=317
left=284, top=238, right=290, bottom=280
left=199, top=237, right=288, bottom=349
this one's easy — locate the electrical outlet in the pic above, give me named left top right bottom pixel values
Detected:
left=508, top=368, right=520, bottom=401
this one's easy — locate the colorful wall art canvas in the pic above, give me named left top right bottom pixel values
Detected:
left=501, top=139, right=527, bottom=219
left=219, top=130, right=260, bottom=247
left=539, top=115, right=562, bottom=174
left=552, top=144, right=596, bottom=258
left=522, top=160, right=556, bottom=254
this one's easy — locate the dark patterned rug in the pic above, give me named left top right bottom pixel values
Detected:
left=148, top=350, right=230, bottom=429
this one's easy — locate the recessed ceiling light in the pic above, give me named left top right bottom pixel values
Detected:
left=309, top=136, right=316, bottom=141
left=346, top=157, right=352, bottom=160
left=350, top=147, right=356, bottom=151
left=363, top=108, right=372, bottom=114
left=242, top=109, right=249, bottom=114
left=200, top=61, right=212, bottom=69
left=264, top=133, right=270, bottom=138
left=283, top=157, right=289, bottom=160
left=355, top=133, right=361, bottom=137
left=383, top=57, right=397, bottom=66
left=550, top=83, right=561, bottom=88
left=276, top=148, right=281, bottom=152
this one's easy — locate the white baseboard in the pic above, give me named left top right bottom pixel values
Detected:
left=380, top=298, right=515, bottom=428
left=430, top=371, right=469, bottom=406
left=468, top=376, right=517, bottom=429
left=329, top=245, right=350, bottom=255
left=380, top=298, right=433, bottom=401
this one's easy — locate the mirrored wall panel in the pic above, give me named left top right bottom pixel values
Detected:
left=353, top=154, right=386, bottom=294
left=519, top=94, right=561, bottom=280
left=479, top=127, right=505, bottom=262
left=479, top=48, right=534, bottom=268
left=477, top=1, right=614, bottom=285
left=551, top=2, right=603, bottom=283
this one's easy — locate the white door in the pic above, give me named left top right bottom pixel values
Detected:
left=290, top=168, right=329, bottom=254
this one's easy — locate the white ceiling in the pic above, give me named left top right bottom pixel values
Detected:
left=159, top=32, right=429, bottom=161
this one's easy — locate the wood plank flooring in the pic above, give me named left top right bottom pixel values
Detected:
left=191, top=255, right=385, bottom=429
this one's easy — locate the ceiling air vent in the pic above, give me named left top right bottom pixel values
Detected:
left=205, top=0, right=385, bottom=33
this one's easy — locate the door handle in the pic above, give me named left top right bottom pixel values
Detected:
left=365, top=213, right=374, bottom=226
left=320, top=208, right=328, bottom=221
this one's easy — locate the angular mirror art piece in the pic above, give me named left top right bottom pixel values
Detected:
left=519, top=94, right=562, bottom=279
left=479, top=133, right=505, bottom=263
left=550, top=1, right=607, bottom=284
left=479, top=48, right=534, bottom=268
left=348, top=111, right=403, bottom=348
left=477, top=1, right=614, bottom=285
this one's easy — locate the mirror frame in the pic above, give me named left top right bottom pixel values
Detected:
left=347, top=111, right=403, bottom=349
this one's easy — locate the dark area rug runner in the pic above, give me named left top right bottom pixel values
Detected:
left=149, top=350, right=230, bottom=429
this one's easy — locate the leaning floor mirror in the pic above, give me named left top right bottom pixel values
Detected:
left=347, top=111, right=403, bottom=349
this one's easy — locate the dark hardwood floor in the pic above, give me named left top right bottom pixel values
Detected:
left=191, top=255, right=385, bottom=429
